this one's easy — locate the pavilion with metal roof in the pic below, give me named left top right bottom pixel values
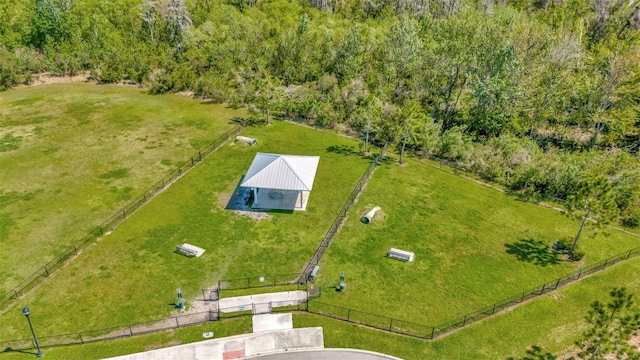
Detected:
left=240, top=153, right=320, bottom=211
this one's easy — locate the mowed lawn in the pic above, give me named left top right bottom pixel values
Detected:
left=0, top=121, right=371, bottom=339
left=315, top=158, right=640, bottom=326
left=4, top=258, right=640, bottom=360
left=0, top=84, right=245, bottom=294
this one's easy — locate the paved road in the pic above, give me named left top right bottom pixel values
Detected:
left=247, top=349, right=403, bottom=360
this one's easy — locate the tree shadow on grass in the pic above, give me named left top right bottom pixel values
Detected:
left=326, top=145, right=359, bottom=156
left=505, top=238, right=561, bottom=267
left=230, top=117, right=264, bottom=127
left=326, top=145, right=381, bottom=163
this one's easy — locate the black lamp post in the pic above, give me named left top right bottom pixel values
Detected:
left=22, top=307, right=44, bottom=358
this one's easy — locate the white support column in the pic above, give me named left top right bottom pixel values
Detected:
left=298, top=190, right=302, bottom=208
left=253, top=188, right=259, bottom=206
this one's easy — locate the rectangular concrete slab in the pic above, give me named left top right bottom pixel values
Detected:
left=253, top=313, right=293, bottom=332
left=219, top=291, right=307, bottom=313
left=103, top=326, right=323, bottom=360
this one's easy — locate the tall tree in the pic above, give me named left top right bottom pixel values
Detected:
left=383, top=16, right=423, bottom=104
left=397, top=100, right=427, bottom=164
left=565, top=176, right=618, bottom=256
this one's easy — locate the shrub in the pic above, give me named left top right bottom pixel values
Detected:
left=552, top=238, right=572, bottom=254
left=622, top=217, right=639, bottom=228
left=570, top=249, right=585, bottom=261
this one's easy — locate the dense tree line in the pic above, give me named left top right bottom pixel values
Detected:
left=1, top=0, right=639, bottom=226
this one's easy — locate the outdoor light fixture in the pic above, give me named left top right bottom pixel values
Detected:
left=22, top=307, right=44, bottom=358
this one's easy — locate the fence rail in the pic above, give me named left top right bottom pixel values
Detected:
left=299, top=157, right=380, bottom=282
left=0, top=301, right=308, bottom=352
left=216, top=273, right=305, bottom=292
left=4, top=243, right=640, bottom=350
left=6, top=137, right=640, bottom=348
left=0, top=126, right=242, bottom=312
left=302, top=244, right=640, bottom=339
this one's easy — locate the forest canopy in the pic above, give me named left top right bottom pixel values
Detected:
left=1, top=0, right=640, bottom=225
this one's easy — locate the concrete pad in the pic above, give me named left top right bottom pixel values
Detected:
left=219, top=291, right=307, bottom=313
left=252, top=190, right=309, bottom=211
left=253, top=313, right=293, bottom=333
left=243, top=332, right=277, bottom=355
left=274, top=328, right=323, bottom=351
left=103, top=327, right=324, bottom=360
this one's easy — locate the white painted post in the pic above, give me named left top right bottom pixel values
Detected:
left=253, top=188, right=259, bottom=206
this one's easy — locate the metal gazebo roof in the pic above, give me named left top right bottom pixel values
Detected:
left=241, top=153, right=320, bottom=191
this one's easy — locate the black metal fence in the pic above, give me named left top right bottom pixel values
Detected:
left=303, top=244, right=640, bottom=340
left=5, top=245, right=640, bottom=351
left=0, top=299, right=310, bottom=352
left=217, top=273, right=306, bottom=292
left=299, top=157, right=380, bottom=282
left=307, top=300, right=434, bottom=338
left=0, top=126, right=242, bottom=312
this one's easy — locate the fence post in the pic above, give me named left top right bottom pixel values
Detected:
left=199, top=151, right=202, bottom=161
left=202, top=289, right=206, bottom=301
left=43, top=266, right=49, bottom=277
left=540, top=283, right=546, bottom=295
left=491, top=303, right=496, bottom=315
left=73, top=245, right=78, bottom=255
left=520, top=291, right=525, bottom=303
left=347, top=309, right=351, bottom=321
left=122, top=209, right=126, bottom=219
left=129, top=325, right=133, bottom=336
left=191, top=157, right=194, bottom=167
left=431, top=327, right=435, bottom=339
left=99, top=226, right=103, bottom=235
left=175, top=317, right=179, bottom=328
left=602, top=259, right=608, bottom=269
left=555, top=278, right=561, bottom=289
left=13, top=288, right=18, bottom=299
left=628, top=250, right=633, bottom=259
left=247, top=277, right=251, bottom=288
left=178, top=168, right=181, bottom=176
left=79, top=333, right=84, bottom=344
left=143, top=194, right=147, bottom=202
left=462, top=315, right=467, bottom=326
left=577, top=268, right=583, bottom=280
left=389, top=318, right=393, bottom=331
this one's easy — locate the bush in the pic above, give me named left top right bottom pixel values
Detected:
left=622, top=217, right=639, bottom=228
left=570, top=249, right=585, bottom=261
left=552, top=238, right=572, bottom=254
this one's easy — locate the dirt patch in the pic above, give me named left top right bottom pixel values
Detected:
left=16, top=72, right=94, bottom=87
left=233, top=209, right=272, bottom=221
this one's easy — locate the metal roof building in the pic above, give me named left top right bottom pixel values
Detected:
left=241, top=153, right=320, bottom=211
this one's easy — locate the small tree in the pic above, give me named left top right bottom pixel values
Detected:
left=565, top=177, right=618, bottom=257
left=397, top=101, right=426, bottom=164
left=250, top=73, right=283, bottom=125
left=576, top=287, right=640, bottom=359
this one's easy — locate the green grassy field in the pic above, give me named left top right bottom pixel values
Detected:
left=0, top=120, right=372, bottom=339
left=0, top=84, right=246, bottom=294
left=3, top=257, right=640, bottom=360
left=315, top=158, right=640, bottom=326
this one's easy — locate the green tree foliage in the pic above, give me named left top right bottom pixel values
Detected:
left=1, top=0, right=640, bottom=226
left=565, top=176, right=618, bottom=256
left=576, top=287, right=640, bottom=359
